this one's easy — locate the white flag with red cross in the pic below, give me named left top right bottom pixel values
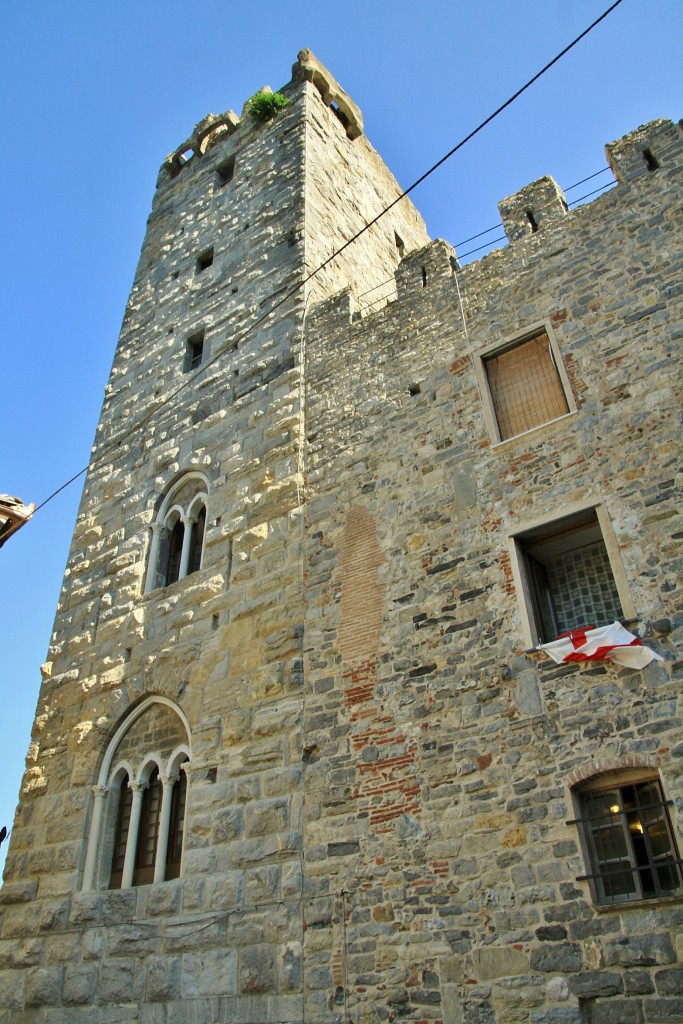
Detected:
left=537, top=622, right=664, bottom=669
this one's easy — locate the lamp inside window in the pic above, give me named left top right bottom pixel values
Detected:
left=573, top=776, right=683, bottom=906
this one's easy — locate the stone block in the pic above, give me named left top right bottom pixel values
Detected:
left=569, top=972, right=624, bottom=998
left=472, top=945, right=529, bottom=980
left=0, top=968, right=25, bottom=1009
left=643, top=997, right=683, bottom=1022
left=238, top=945, right=278, bottom=994
left=181, top=949, right=237, bottom=998
left=25, top=966, right=63, bottom=1007
left=530, top=944, right=582, bottom=973
left=146, top=957, right=181, bottom=1001
left=99, top=962, right=134, bottom=1003
left=63, top=964, right=98, bottom=1005
left=604, top=934, right=676, bottom=968
left=655, top=968, right=683, bottom=995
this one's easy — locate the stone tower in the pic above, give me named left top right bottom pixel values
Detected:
left=0, top=50, right=428, bottom=1021
left=2, top=47, right=683, bottom=1024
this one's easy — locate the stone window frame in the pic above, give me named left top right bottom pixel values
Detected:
left=82, top=696, right=192, bottom=892
left=569, top=765, right=683, bottom=907
left=506, top=497, right=636, bottom=649
left=474, top=320, right=577, bottom=446
left=144, top=472, right=209, bottom=594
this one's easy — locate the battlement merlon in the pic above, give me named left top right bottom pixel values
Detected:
left=606, top=116, right=683, bottom=182
left=497, top=118, right=682, bottom=245
left=291, top=48, right=363, bottom=139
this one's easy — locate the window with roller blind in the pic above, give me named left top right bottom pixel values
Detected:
left=479, top=326, right=576, bottom=443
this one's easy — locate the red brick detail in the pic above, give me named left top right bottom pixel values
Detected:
left=499, top=551, right=516, bottom=596
left=477, top=753, right=492, bottom=771
left=563, top=352, right=586, bottom=408
left=449, top=355, right=471, bottom=375
left=550, top=308, right=569, bottom=325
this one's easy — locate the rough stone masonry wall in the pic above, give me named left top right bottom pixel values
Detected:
left=0, top=71, right=316, bottom=1023
left=302, top=119, right=683, bottom=1024
left=0, top=53, right=431, bottom=1024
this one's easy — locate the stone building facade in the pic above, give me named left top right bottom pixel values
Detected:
left=0, top=50, right=681, bottom=1024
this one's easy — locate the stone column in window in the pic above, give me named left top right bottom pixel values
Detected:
left=153, top=771, right=178, bottom=883
left=121, top=781, right=146, bottom=888
left=178, top=515, right=194, bottom=580
left=144, top=522, right=164, bottom=594
left=82, top=784, right=108, bottom=891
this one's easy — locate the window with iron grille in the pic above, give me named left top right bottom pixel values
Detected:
left=572, top=777, right=683, bottom=905
left=482, top=328, right=573, bottom=442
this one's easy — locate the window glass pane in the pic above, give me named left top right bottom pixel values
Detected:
left=188, top=507, right=206, bottom=575
left=133, top=768, right=161, bottom=885
left=545, top=539, right=623, bottom=633
left=165, top=519, right=184, bottom=585
left=109, top=776, right=132, bottom=888
left=166, top=763, right=188, bottom=881
left=579, top=779, right=683, bottom=905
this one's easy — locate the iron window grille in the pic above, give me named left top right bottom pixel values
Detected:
left=570, top=779, right=683, bottom=905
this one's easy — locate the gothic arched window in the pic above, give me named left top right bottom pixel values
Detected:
left=83, top=697, right=191, bottom=891
left=144, top=473, right=208, bottom=593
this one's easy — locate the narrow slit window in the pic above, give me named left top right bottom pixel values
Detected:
left=394, top=232, right=405, bottom=259
left=526, top=209, right=538, bottom=233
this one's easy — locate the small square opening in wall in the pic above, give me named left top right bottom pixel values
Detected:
left=480, top=327, right=574, bottom=443
left=184, top=329, right=205, bottom=372
left=510, top=505, right=635, bottom=646
left=196, top=247, right=214, bottom=273
left=216, top=156, right=235, bottom=186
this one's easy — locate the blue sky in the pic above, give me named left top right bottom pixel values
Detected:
left=1, top=0, right=681, bottom=871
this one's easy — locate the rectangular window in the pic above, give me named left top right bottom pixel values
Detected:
left=574, top=777, right=683, bottom=905
left=196, top=247, right=214, bottom=273
left=184, top=329, right=205, bottom=372
left=509, top=505, right=635, bottom=646
left=480, top=327, right=574, bottom=442
left=216, top=156, right=235, bottom=186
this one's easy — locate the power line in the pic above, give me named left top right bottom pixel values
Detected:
left=32, top=0, right=624, bottom=516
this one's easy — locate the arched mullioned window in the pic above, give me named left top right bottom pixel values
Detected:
left=144, top=472, right=208, bottom=593
left=82, top=696, right=191, bottom=891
